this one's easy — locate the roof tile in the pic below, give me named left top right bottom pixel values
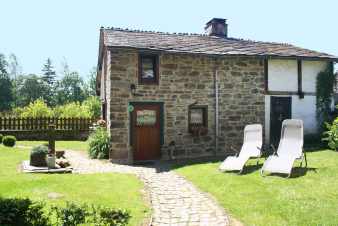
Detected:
left=102, top=28, right=337, bottom=60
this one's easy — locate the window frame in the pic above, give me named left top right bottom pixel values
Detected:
left=138, top=53, right=159, bottom=85
left=188, top=105, right=208, bottom=133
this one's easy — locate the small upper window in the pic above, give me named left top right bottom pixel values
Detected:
left=138, top=54, right=158, bottom=84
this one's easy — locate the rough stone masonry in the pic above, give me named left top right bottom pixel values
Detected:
left=106, top=48, right=265, bottom=163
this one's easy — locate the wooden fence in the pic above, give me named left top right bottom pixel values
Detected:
left=0, top=117, right=96, bottom=140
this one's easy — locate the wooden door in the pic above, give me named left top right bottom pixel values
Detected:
left=132, top=104, right=161, bottom=161
left=270, top=96, right=292, bottom=146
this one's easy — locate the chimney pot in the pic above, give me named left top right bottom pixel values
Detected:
left=205, top=18, right=228, bottom=38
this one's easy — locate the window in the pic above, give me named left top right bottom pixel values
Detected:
left=188, top=105, right=208, bottom=134
left=138, top=54, right=159, bottom=84
left=136, top=110, right=157, bottom=126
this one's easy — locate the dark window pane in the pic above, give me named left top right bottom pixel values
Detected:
left=142, top=58, right=154, bottom=79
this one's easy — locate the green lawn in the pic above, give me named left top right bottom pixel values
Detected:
left=174, top=150, right=338, bottom=226
left=0, top=144, right=150, bottom=226
left=17, top=140, right=89, bottom=152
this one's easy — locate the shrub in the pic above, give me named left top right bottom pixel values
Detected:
left=53, top=102, right=92, bottom=118
left=0, top=197, right=49, bottom=226
left=30, top=145, right=48, bottom=167
left=304, top=133, right=325, bottom=150
left=88, top=127, right=111, bottom=159
left=322, top=117, right=338, bottom=151
left=52, top=202, right=87, bottom=226
left=83, top=96, right=101, bottom=119
left=0, top=134, right=3, bottom=144
left=97, top=207, right=131, bottom=226
left=2, top=135, right=16, bottom=147
left=19, top=99, right=53, bottom=118
left=51, top=202, right=130, bottom=226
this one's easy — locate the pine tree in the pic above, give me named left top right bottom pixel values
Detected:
left=41, top=58, right=56, bottom=86
left=41, top=58, right=57, bottom=106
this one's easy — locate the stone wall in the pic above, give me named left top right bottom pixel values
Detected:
left=106, top=48, right=265, bottom=163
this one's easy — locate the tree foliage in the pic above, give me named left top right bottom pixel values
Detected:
left=0, top=52, right=98, bottom=113
left=55, top=71, right=86, bottom=104
left=316, top=65, right=336, bottom=130
left=0, top=54, right=14, bottom=111
left=41, top=58, right=56, bottom=86
left=18, top=99, right=53, bottom=118
left=16, top=74, right=48, bottom=107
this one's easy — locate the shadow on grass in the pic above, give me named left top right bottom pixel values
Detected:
left=264, top=167, right=318, bottom=179
left=168, top=156, right=223, bottom=171
left=241, top=163, right=264, bottom=174
left=133, top=156, right=319, bottom=177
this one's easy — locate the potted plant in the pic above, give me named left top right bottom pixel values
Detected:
left=46, top=150, right=56, bottom=169
left=30, top=145, right=48, bottom=167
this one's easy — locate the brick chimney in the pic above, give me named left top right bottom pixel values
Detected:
left=205, top=18, right=228, bottom=38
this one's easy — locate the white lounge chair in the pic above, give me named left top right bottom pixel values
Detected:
left=261, top=119, right=307, bottom=178
left=219, top=124, right=262, bottom=174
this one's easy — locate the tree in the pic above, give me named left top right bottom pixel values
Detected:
left=84, top=67, right=97, bottom=97
left=0, top=54, right=14, bottom=111
left=41, top=58, right=57, bottom=106
left=41, top=58, right=56, bottom=85
left=55, top=71, right=86, bottom=105
left=8, top=53, right=22, bottom=108
left=0, top=54, right=7, bottom=74
left=8, top=54, right=22, bottom=79
left=16, top=74, right=49, bottom=107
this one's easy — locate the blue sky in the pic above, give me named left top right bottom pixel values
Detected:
left=0, top=0, right=337, bottom=77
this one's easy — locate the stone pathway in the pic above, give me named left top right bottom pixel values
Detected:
left=65, top=150, right=230, bottom=226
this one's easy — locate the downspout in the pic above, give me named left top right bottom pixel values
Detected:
left=214, top=58, right=219, bottom=156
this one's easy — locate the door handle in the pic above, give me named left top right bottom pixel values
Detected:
left=278, top=114, right=283, bottom=121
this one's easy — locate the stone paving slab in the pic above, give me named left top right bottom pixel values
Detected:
left=65, top=150, right=229, bottom=226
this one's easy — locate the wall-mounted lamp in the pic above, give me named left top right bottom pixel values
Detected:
left=130, top=84, right=136, bottom=96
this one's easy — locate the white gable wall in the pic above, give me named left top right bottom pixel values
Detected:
left=302, top=61, right=327, bottom=92
left=265, top=59, right=328, bottom=143
left=268, top=59, right=298, bottom=91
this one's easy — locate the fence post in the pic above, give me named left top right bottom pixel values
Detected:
left=48, top=124, right=56, bottom=155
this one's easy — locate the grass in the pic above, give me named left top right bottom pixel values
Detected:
left=0, top=144, right=150, bottom=226
left=17, top=140, right=88, bottom=152
left=174, top=150, right=338, bottom=226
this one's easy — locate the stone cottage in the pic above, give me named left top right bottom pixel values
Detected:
left=96, top=18, right=337, bottom=163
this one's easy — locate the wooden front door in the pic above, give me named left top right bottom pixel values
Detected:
left=270, top=96, right=292, bottom=146
left=131, top=103, right=161, bottom=161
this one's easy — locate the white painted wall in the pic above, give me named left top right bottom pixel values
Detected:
left=302, top=61, right=327, bottom=92
left=268, top=59, right=298, bottom=92
left=292, top=95, right=317, bottom=134
left=265, top=60, right=328, bottom=143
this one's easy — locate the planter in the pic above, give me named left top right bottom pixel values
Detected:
left=30, top=153, right=47, bottom=167
left=46, top=155, right=56, bottom=169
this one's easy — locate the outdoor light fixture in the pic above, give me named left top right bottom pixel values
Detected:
left=130, top=84, right=136, bottom=95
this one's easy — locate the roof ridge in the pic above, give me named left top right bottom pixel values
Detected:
left=104, top=26, right=294, bottom=46
left=105, top=26, right=208, bottom=37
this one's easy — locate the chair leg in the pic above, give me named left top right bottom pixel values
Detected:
left=304, top=152, right=308, bottom=168
left=260, top=169, right=265, bottom=177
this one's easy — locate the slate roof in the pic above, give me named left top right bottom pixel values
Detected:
left=101, top=27, right=337, bottom=60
